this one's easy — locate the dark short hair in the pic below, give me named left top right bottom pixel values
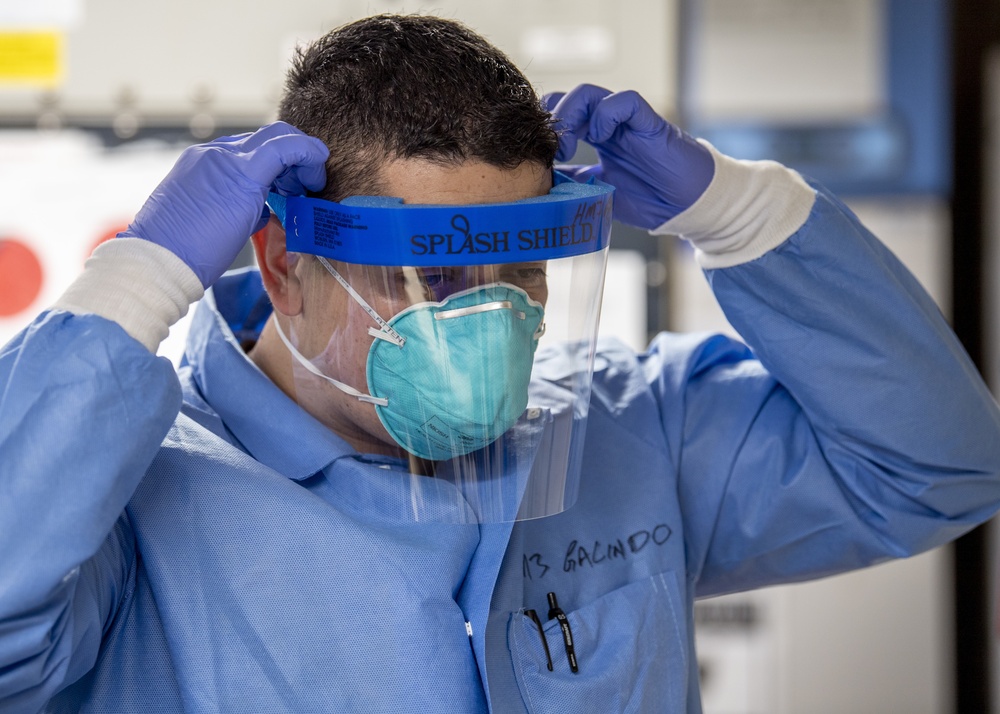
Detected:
left=278, top=14, right=558, bottom=202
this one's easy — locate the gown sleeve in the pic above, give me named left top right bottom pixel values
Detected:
left=648, top=150, right=1000, bottom=597
left=0, top=239, right=199, bottom=708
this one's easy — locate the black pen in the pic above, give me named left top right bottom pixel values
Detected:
left=546, top=592, right=579, bottom=673
left=524, top=609, right=553, bottom=671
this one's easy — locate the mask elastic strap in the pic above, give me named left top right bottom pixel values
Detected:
left=316, top=257, right=405, bottom=347
left=272, top=316, right=389, bottom=407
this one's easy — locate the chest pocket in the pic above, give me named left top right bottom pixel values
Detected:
left=507, top=571, right=689, bottom=714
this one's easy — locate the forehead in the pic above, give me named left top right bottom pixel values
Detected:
left=380, top=158, right=552, bottom=206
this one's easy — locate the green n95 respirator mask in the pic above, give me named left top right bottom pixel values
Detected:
left=267, top=172, right=614, bottom=523
left=276, top=262, right=545, bottom=461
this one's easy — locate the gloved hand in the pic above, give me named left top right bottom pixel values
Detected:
left=545, top=85, right=714, bottom=230
left=119, top=121, right=329, bottom=288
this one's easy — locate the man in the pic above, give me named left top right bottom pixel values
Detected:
left=2, top=14, right=999, bottom=714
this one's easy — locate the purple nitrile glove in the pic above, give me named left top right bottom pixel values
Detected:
left=544, top=85, right=714, bottom=230
left=119, top=121, right=329, bottom=288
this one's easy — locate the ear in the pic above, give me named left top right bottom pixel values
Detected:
left=251, top=214, right=304, bottom=317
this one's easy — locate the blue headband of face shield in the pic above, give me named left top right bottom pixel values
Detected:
left=265, top=171, right=614, bottom=264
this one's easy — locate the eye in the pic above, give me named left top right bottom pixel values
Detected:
left=394, top=268, right=452, bottom=288
left=415, top=267, right=462, bottom=299
left=421, top=271, right=448, bottom=288
left=501, top=264, right=547, bottom=287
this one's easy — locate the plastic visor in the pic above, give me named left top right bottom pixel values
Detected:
left=268, top=173, right=614, bottom=523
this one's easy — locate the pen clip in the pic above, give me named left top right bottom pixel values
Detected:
left=525, top=609, right=553, bottom=672
left=546, top=592, right=579, bottom=674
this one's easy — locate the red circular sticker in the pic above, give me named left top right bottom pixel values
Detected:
left=0, top=238, right=44, bottom=317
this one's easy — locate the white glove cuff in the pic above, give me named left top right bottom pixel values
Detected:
left=52, top=239, right=205, bottom=352
left=651, top=142, right=817, bottom=269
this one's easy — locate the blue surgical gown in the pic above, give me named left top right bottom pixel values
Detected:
left=2, top=186, right=1000, bottom=713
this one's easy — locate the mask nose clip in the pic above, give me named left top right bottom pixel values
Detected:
left=434, top=300, right=524, bottom=321
left=432, top=297, right=545, bottom=342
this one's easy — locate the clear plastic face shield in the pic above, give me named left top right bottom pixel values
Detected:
left=266, top=172, right=613, bottom=523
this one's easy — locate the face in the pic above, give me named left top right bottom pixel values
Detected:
left=256, top=158, right=552, bottom=457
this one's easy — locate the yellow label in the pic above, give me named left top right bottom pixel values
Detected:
left=0, top=32, right=63, bottom=86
